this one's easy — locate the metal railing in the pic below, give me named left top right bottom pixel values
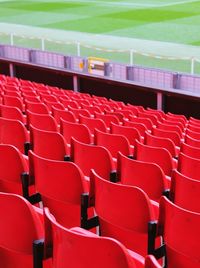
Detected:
left=0, top=44, right=200, bottom=95
left=0, top=32, right=200, bottom=75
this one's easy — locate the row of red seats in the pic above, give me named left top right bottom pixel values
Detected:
left=0, top=191, right=163, bottom=268
left=1, top=147, right=200, bottom=267
left=0, top=74, right=200, bottom=267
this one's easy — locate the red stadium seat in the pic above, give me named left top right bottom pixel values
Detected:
left=26, top=110, right=58, bottom=131
left=0, top=144, right=28, bottom=195
left=3, top=95, right=25, bottom=112
left=60, top=118, right=92, bottom=145
left=79, top=114, right=107, bottom=134
left=145, top=131, right=178, bottom=158
left=135, top=140, right=175, bottom=178
left=25, top=101, right=49, bottom=114
left=0, top=192, right=51, bottom=268
left=0, top=117, right=29, bottom=155
left=178, top=152, right=200, bottom=181
left=82, top=169, right=159, bottom=259
left=0, top=104, right=26, bottom=124
left=149, top=196, right=200, bottom=268
left=30, top=125, right=70, bottom=161
left=184, top=134, right=200, bottom=148
left=27, top=150, right=88, bottom=228
left=71, top=138, right=116, bottom=181
left=111, top=122, right=142, bottom=147
left=94, top=128, right=133, bottom=160
left=38, top=207, right=142, bottom=268
left=52, top=106, right=77, bottom=124
left=180, top=142, right=200, bottom=159
left=170, top=169, right=200, bottom=213
left=117, top=152, right=169, bottom=202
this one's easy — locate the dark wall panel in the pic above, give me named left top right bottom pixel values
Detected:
left=14, top=64, right=74, bottom=89
left=0, top=61, right=10, bottom=75
left=79, top=77, right=157, bottom=109
left=165, top=95, right=200, bottom=119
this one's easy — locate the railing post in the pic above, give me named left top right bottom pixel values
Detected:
left=10, top=33, right=14, bottom=46
left=191, top=57, right=195, bottom=75
left=77, top=42, right=81, bottom=57
left=41, top=38, right=45, bottom=51
left=130, top=49, right=134, bottom=65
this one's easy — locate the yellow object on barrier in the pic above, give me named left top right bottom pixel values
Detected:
left=88, top=57, right=109, bottom=75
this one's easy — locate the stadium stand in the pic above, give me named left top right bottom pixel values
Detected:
left=1, top=74, right=200, bottom=267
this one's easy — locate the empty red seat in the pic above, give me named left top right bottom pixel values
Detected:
left=27, top=110, right=58, bottom=131
left=145, top=131, right=178, bottom=158
left=0, top=144, right=28, bottom=195
left=117, top=152, right=168, bottom=202
left=94, top=128, right=133, bottom=161
left=0, top=104, right=26, bottom=124
left=180, top=142, right=200, bottom=159
left=0, top=192, right=51, bottom=268
left=178, top=152, right=200, bottom=181
left=71, top=138, right=116, bottom=181
left=135, top=140, right=175, bottom=178
left=150, top=196, right=200, bottom=268
left=170, top=169, right=200, bottom=213
left=60, top=118, right=92, bottom=145
left=39, top=207, right=142, bottom=268
left=0, top=117, right=29, bottom=155
left=79, top=114, right=107, bottom=134
left=27, top=150, right=88, bottom=228
left=82, top=169, right=158, bottom=259
left=30, top=125, right=69, bottom=161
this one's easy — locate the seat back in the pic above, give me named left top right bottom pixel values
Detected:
left=180, top=142, right=200, bottom=159
left=153, top=127, right=181, bottom=147
left=118, top=152, right=167, bottom=202
left=178, top=152, right=200, bottom=181
left=90, top=170, right=155, bottom=256
left=30, top=125, right=69, bottom=160
left=158, top=120, right=183, bottom=137
left=138, top=111, right=158, bottom=126
left=158, top=196, right=200, bottom=268
left=95, top=112, right=120, bottom=128
left=145, top=131, right=177, bottom=158
left=25, top=101, right=49, bottom=114
left=111, top=122, right=141, bottom=146
left=27, top=110, right=58, bottom=131
left=186, top=128, right=200, bottom=140
left=94, top=128, right=131, bottom=158
left=0, top=144, right=28, bottom=194
left=184, top=134, right=200, bottom=148
left=129, top=115, right=154, bottom=130
left=79, top=114, right=107, bottom=134
left=3, top=95, right=24, bottom=112
left=44, top=208, right=136, bottom=268
left=52, top=106, right=76, bottom=124
left=71, top=138, right=114, bottom=179
left=135, top=140, right=174, bottom=177
left=187, top=124, right=200, bottom=133
left=0, top=117, right=29, bottom=154
left=0, top=192, right=43, bottom=268
left=60, top=118, right=92, bottom=144
left=29, top=151, right=87, bottom=228
left=0, top=104, right=26, bottom=124
left=162, top=119, right=185, bottom=132
left=124, top=120, right=148, bottom=137
left=170, top=169, right=200, bottom=213
left=68, top=106, right=91, bottom=120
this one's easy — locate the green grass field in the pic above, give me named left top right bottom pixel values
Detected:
left=1, top=0, right=200, bottom=73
